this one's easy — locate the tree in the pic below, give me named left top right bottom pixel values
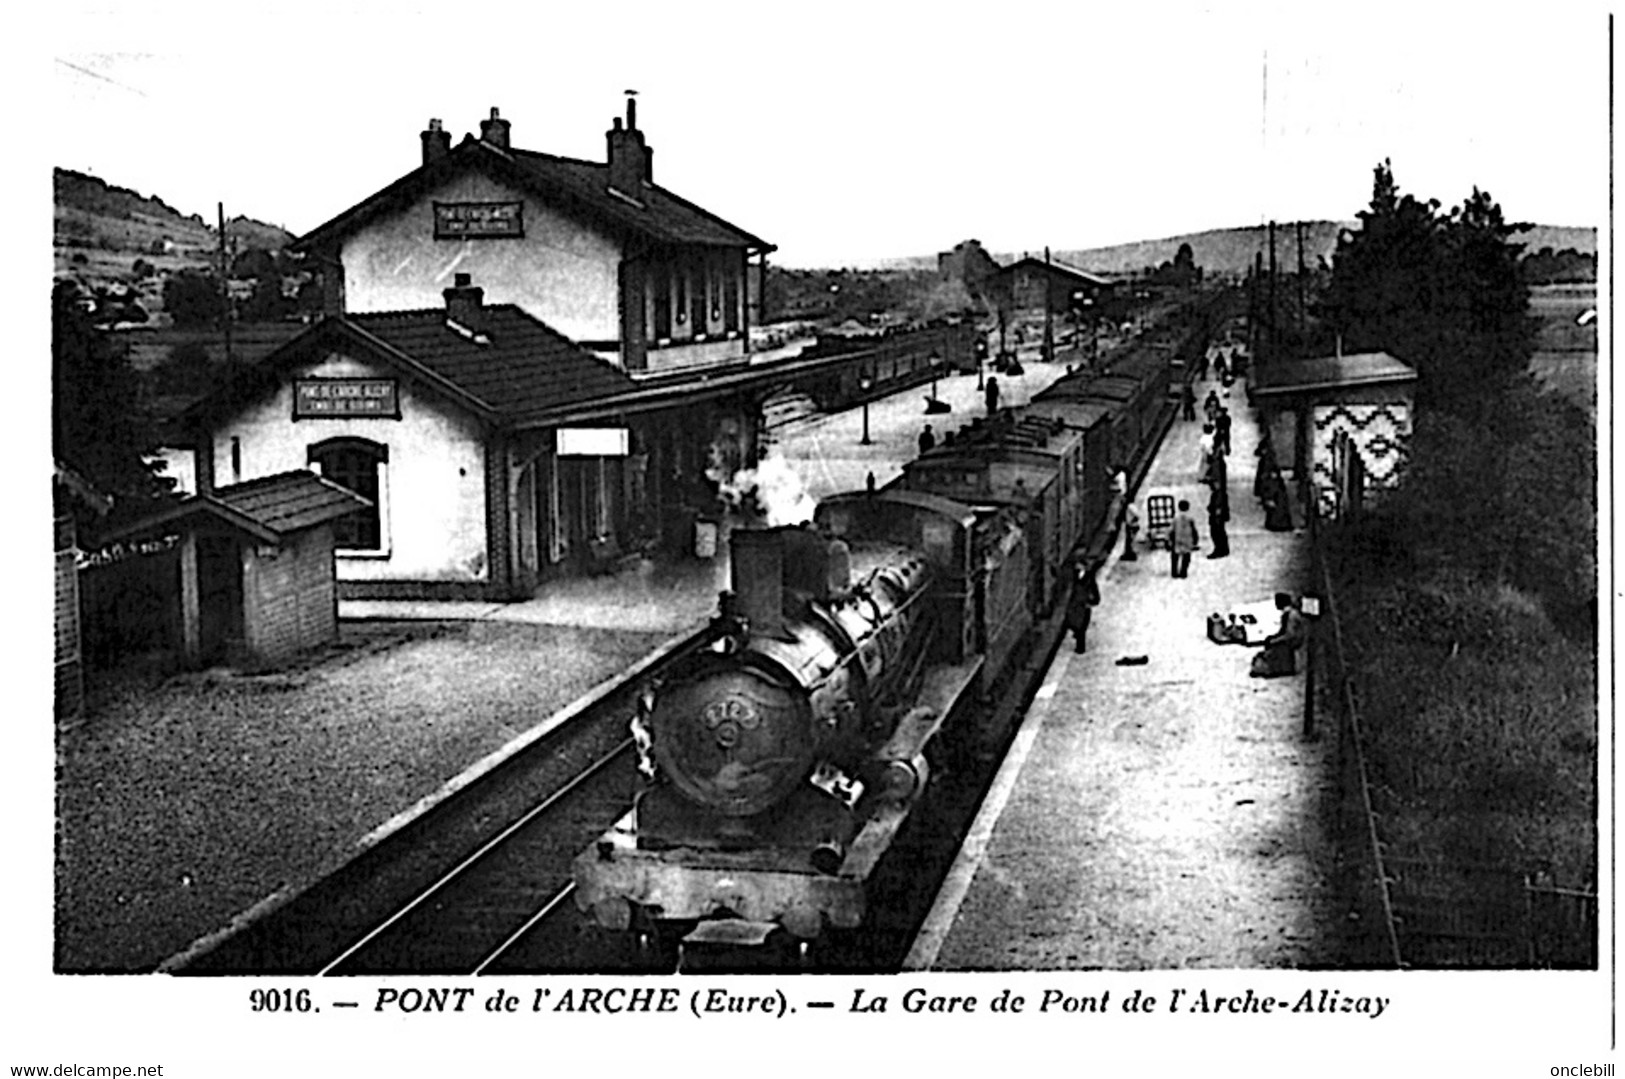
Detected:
left=163, top=269, right=226, bottom=328
left=52, top=281, right=172, bottom=514
left=1317, top=161, right=1534, bottom=415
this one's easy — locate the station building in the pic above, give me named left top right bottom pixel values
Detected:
left=179, top=98, right=783, bottom=600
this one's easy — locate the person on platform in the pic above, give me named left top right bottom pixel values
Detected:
left=1214, top=407, right=1232, bottom=456
left=1214, top=352, right=1229, bottom=383
left=1205, top=447, right=1228, bottom=492
left=1121, top=499, right=1140, bottom=561
left=985, top=376, right=1001, bottom=416
left=1170, top=500, right=1199, bottom=579
left=1262, top=468, right=1294, bottom=532
left=1251, top=592, right=1306, bottom=677
left=1063, top=559, right=1102, bottom=654
left=1198, top=424, right=1215, bottom=480
left=1207, top=484, right=1230, bottom=559
left=1180, top=382, right=1198, bottom=422
left=1204, top=389, right=1221, bottom=424
left=918, top=424, right=936, bottom=455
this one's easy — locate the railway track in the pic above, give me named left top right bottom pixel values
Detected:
left=170, top=627, right=714, bottom=975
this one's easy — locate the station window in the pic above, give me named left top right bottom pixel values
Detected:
left=308, top=438, right=390, bottom=554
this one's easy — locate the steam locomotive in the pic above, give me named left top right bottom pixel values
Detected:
left=572, top=314, right=1212, bottom=949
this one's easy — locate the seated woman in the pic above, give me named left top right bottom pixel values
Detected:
left=1250, top=592, right=1306, bottom=677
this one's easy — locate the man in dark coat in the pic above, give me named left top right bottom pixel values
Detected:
left=1207, top=484, right=1230, bottom=559
left=918, top=424, right=936, bottom=455
left=1063, top=559, right=1102, bottom=653
left=1214, top=407, right=1232, bottom=456
left=1180, top=382, right=1198, bottom=422
left=985, top=376, right=1001, bottom=416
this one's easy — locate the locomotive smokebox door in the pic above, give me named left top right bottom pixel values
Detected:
left=652, top=670, right=815, bottom=817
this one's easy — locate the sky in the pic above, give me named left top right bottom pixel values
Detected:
left=36, top=1, right=1611, bottom=268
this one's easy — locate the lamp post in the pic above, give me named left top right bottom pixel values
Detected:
left=928, top=350, right=941, bottom=402
left=859, top=371, right=873, bottom=445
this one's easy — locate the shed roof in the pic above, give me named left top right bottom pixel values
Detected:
left=99, top=471, right=369, bottom=545
left=1251, top=351, right=1417, bottom=397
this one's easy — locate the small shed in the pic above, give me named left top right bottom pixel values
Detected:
left=1250, top=350, right=1417, bottom=519
left=96, top=471, right=369, bottom=671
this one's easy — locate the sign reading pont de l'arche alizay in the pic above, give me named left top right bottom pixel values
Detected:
left=294, top=378, right=400, bottom=419
left=433, top=201, right=524, bottom=238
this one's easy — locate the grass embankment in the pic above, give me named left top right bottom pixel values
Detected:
left=1335, top=571, right=1595, bottom=887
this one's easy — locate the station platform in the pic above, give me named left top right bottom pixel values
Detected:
left=907, top=373, right=1345, bottom=970
left=339, top=360, right=1070, bottom=631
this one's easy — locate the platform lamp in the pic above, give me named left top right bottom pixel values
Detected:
left=924, top=350, right=951, bottom=414
left=859, top=370, right=873, bottom=445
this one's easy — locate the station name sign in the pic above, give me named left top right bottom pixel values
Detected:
left=295, top=378, right=400, bottom=419
left=556, top=428, right=630, bottom=457
left=434, top=201, right=524, bottom=239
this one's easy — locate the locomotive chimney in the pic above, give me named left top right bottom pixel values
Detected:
left=730, top=529, right=790, bottom=640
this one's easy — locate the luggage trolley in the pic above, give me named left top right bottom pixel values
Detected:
left=1144, top=488, right=1177, bottom=549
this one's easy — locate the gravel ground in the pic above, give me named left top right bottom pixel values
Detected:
left=54, top=620, right=670, bottom=972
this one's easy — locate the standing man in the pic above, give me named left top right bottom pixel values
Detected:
left=1214, top=407, right=1232, bottom=457
left=985, top=376, right=1001, bottom=417
left=1207, top=483, right=1230, bottom=559
left=1063, top=559, right=1102, bottom=653
left=1180, top=382, right=1198, bottom=422
left=1170, top=499, right=1199, bottom=579
left=918, top=424, right=936, bottom=455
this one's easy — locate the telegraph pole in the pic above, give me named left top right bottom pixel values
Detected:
left=1043, top=246, right=1055, bottom=364
left=219, top=202, right=234, bottom=371
left=1296, top=220, right=1307, bottom=340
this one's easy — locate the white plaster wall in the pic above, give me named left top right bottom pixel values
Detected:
left=212, top=350, right=490, bottom=582
left=341, top=172, right=621, bottom=345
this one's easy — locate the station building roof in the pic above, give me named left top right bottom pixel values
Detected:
left=1250, top=351, right=1417, bottom=398
left=293, top=135, right=773, bottom=256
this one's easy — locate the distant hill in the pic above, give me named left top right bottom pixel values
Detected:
left=54, top=167, right=297, bottom=321
left=848, top=221, right=1598, bottom=279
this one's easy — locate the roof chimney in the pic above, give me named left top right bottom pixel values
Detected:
left=479, top=107, right=511, bottom=150
left=443, top=272, right=485, bottom=327
left=421, top=118, right=451, bottom=165
left=607, top=92, right=651, bottom=200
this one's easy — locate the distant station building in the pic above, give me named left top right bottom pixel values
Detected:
left=179, top=97, right=788, bottom=600
left=988, top=254, right=1113, bottom=314
left=1250, top=350, right=1417, bottom=519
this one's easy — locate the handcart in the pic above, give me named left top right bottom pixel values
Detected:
left=1144, top=488, right=1176, bottom=549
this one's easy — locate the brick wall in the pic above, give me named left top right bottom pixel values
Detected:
left=242, top=526, right=338, bottom=669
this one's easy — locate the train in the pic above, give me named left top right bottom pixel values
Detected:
left=572, top=297, right=1223, bottom=951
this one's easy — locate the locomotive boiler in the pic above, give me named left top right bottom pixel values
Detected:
left=574, top=495, right=992, bottom=942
